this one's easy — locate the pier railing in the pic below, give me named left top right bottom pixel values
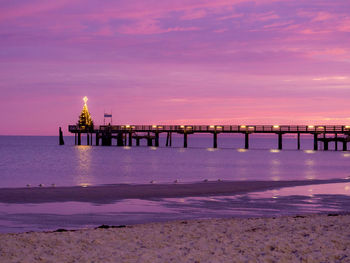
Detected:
left=69, top=124, right=350, bottom=133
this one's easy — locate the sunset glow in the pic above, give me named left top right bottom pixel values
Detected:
left=0, top=0, right=349, bottom=135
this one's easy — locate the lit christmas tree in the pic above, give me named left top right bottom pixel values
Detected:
left=78, top=96, right=94, bottom=130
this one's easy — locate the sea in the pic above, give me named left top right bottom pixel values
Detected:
left=1, top=134, right=350, bottom=233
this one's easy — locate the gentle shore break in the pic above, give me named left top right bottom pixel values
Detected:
left=1, top=214, right=349, bottom=262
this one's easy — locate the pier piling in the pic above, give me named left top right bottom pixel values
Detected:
left=278, top=133, right=283, bottom=150
left=166, top=132, right=170, bottom=147
left=128, top=132, right=132, bottom=147
left=335, top=133, right=338, bottom=151
left=314, top=134, right=318, bottom=151
left=213, top=133, right=217, bottom=148
left=117, top=133, right=124, bottom=146
left=96, top=133, right=100, bottom=146
left=245, top=133, right=249, bottom=149
left=78, top=132, right=81, bottom=145
left=184, top=133, right=188, bottom=148
left=155, top=132, right=159, bottom=147
left=59, top=127, right=64, bottom=145
left=297, top=133, right=300, bottom=150
left=324, top=141, right=329, bottom=150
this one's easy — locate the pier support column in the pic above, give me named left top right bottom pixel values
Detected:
left=170, top=132, right=172, bottom=146
left=147, top=137, right=153, bottom=146
left=117, top=133, right=124, bottom=146
left=324, top=141, right=329, bottom=151
left=166, top=132, right=170, bottom=147
left=155, top=132, right=159, bottom=147
left=128, top=132, right=132, bottom=147
left=213, top=132, right=217, bottom=148
left=75, top=133, right=77, bottom=145
left=59, top=127, right=64, bottom=145
left=184, top=133, right=188, bottom=148
left=78, top=132, right=81, bottom=145
left=278, top=133, right=283, bottom=150
left=96, top=133, right=100, bottom=146
left=147, top=132, right=153, bottom=146
left=102, top=135, right=112, bottom=146
left=313, top=133, right=318, bottom=151
left=124, top=133, right=127, bottom=146
left=335, top=133, right=338, bottom=151
left=245, top=133, right=249, bottom=149
left=297, top=133, right=300, bottom=150
left=343, top=141, right=347, bottom=151
left=87, top=133, right=90, bottom=145
left=136, top=138, right=140, bottom=146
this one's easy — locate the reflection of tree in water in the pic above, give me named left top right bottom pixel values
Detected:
left=75, top=146, right=95, bottom=187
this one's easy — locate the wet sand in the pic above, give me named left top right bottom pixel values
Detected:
left=0, top=214, right=349, bottom=262
left=0, top=179, right=349, bottom=204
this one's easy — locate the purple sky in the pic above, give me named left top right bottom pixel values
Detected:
left=1, top=0, right=350, bottom=135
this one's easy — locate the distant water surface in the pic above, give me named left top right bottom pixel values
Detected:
left=0, top=135, right=350, bottom=188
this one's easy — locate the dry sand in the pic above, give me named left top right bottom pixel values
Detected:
left=1, top=214, right=350, bottom=262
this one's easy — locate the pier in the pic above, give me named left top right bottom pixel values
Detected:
left=68, top=124, right=350, bottom=151
left=65, top=97, right=350, bottom=150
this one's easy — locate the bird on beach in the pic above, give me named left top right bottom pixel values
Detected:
left=174, top=179, right=179, bottom=183
left=26, top=184, right=30, bottom=188
left=39, top=184, right=44, bottom=187
left=203, top=179, right=208, bottom=182
left=150, top=180, right=156, bottom=184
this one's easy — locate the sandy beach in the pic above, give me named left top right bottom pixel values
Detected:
left=0, top=213, right=349, bottom=262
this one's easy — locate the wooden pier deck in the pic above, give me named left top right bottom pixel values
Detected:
left=67, top=124, right=350, bottom=151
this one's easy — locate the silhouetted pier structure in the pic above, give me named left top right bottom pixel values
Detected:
left=68, top=124, right=350, bottom=151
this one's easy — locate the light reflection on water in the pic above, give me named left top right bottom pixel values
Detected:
left=74, top=146, right=94, bottom=187
left=1, top=136, right=350, bottom=188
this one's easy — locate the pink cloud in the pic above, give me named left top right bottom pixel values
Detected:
left=312, top=12, right=334, bottom=22
left=338, top=18, right=350, bottom=32
left=0, top=0, right=75, bottom=21
left=118, top=18, right=200, bottom=35
left=180, top=9, right=207, bottom=20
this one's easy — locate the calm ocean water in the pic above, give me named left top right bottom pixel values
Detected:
left=1, top=135, right=350, bottom=232
left=0, top=135, right=350, bottom=188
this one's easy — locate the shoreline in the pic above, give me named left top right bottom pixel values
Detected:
left=1, top=213, right=349, bottom=262
left=0, top=178, right=349, bottom=204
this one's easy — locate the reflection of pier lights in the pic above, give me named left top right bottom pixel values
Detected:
left=74, top=146, right=94, bottom=186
